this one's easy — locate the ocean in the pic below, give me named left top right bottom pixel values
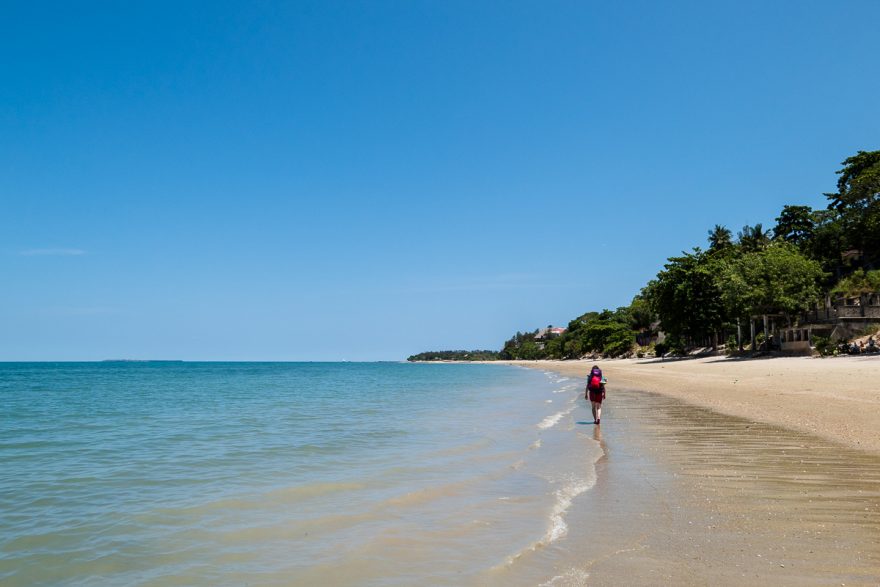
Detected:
left=0, top=362, right=601, bottom=586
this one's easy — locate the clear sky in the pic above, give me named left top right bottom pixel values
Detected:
left=2, top=1, right=878, bottom=360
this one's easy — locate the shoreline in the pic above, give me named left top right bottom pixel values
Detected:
left=495, top=357, right=880, bottom=583
left=560, top=384, right=880, bottom=584
left=485, top=356, right=880, bottom=456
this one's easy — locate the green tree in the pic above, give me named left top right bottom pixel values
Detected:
left=737, top=223, right=771, bottom=252
left=578, top=310, right=635, bottom=357
left=707, top=224, right=733, bottom=252
left=773, top=205, right=815, bottom=248
left=627, top=291, right=655, bottom=332
left=544, top=337, right=564, bottom=359
left=825, top=150, right=880, bottom=263
left=804, top=208, right=846, bottom=283
left=407, top=350, right=501, bottom=361
left=517, top=339, right=541, bottom=360
left=722, top=242, right=826, bottom=321
left=559, top=311, right=597, bottom=359
left=602, top=322, right=637, bottom=356
left=650, top=249, right=726, bottom=347
left=500, top=330, right=541, bottom=360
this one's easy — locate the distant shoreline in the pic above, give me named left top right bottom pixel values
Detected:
left=101, top=359, right=185, bottom=363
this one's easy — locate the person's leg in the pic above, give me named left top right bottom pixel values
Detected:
left=595, top=401, right=602, bottom=424
left=591, top=401, right=599, bottom=423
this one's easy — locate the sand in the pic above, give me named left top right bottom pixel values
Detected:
left=499, top=356, right=880, bottom=584
left=559, top=388, right=880, bottom=585
left=506, top=355, right=880, bottom=456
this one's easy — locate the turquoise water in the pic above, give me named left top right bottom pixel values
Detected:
left=0, top=362, right=600, bottom=586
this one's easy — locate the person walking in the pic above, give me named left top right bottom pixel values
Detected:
left=586, top=365, right=606, bottom=425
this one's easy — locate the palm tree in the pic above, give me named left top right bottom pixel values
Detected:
left=737, top=223, right=771, bottom=252
left=707, top=224, right=733, bottom=251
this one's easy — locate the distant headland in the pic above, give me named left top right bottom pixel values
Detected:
left=101, top=360, right=185, bottom=363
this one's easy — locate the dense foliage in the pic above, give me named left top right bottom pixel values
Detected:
left=497, top=308, right=640, bottom=360
left=407, top=350, right=501, bottom=361
left=649, top=249, right=726, bottom=346
left=826, top=150, right=880, bottom=263
left=831, top=269, right=880, bottom=296
left=722, top=242, right=826, bottom=317
left=408, top=150, right=879, bottom=360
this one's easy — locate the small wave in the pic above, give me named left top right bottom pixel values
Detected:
left=538, top=412, right=564, bottom=430
left=537, top=404, right=576, bottom=430
left=498, top=476, right=594, bottom=569
left=530, top=439, right=542, bottom=450
left=546, top=479, right=592, bottom=542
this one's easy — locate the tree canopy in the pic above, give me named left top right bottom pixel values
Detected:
left=650, top=249, right=726, bottom=345
left=407, top=350, right=501, bottom=361
left=409, top=148, right=878, bottom=360
left=825, top=150, right=880, bottom=262
left=722, top=242, right=826, bottom=318
left=708, top=224, right=733, bottom=252
left=737, top=223, right=771, bottom=252
left=773, top=205, right=815, bottom=248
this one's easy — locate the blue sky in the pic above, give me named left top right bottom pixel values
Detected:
left=2, top=1, right=878, bottom=360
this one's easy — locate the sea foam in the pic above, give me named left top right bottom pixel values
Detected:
left=538, top=404, right=576, bottom=430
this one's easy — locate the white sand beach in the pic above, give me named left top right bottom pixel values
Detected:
left=508, top=355, right=880, bottom=455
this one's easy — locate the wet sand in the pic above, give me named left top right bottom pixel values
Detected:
left=567, top=389, right=880, bottom=585
left=510, top=356, right=880, bottom=455
left=501, top=358, right=880, bottom=585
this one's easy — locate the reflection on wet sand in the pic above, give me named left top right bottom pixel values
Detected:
left=547, top=387, right=880, bottom=586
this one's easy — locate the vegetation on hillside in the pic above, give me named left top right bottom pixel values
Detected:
left=407, top=350, right=500, bottom=361
left=498, top=308, right=640, bottom=360
left=408, top=150, right=880, bottom=361
left=831, top=269, right=880, bottom=296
